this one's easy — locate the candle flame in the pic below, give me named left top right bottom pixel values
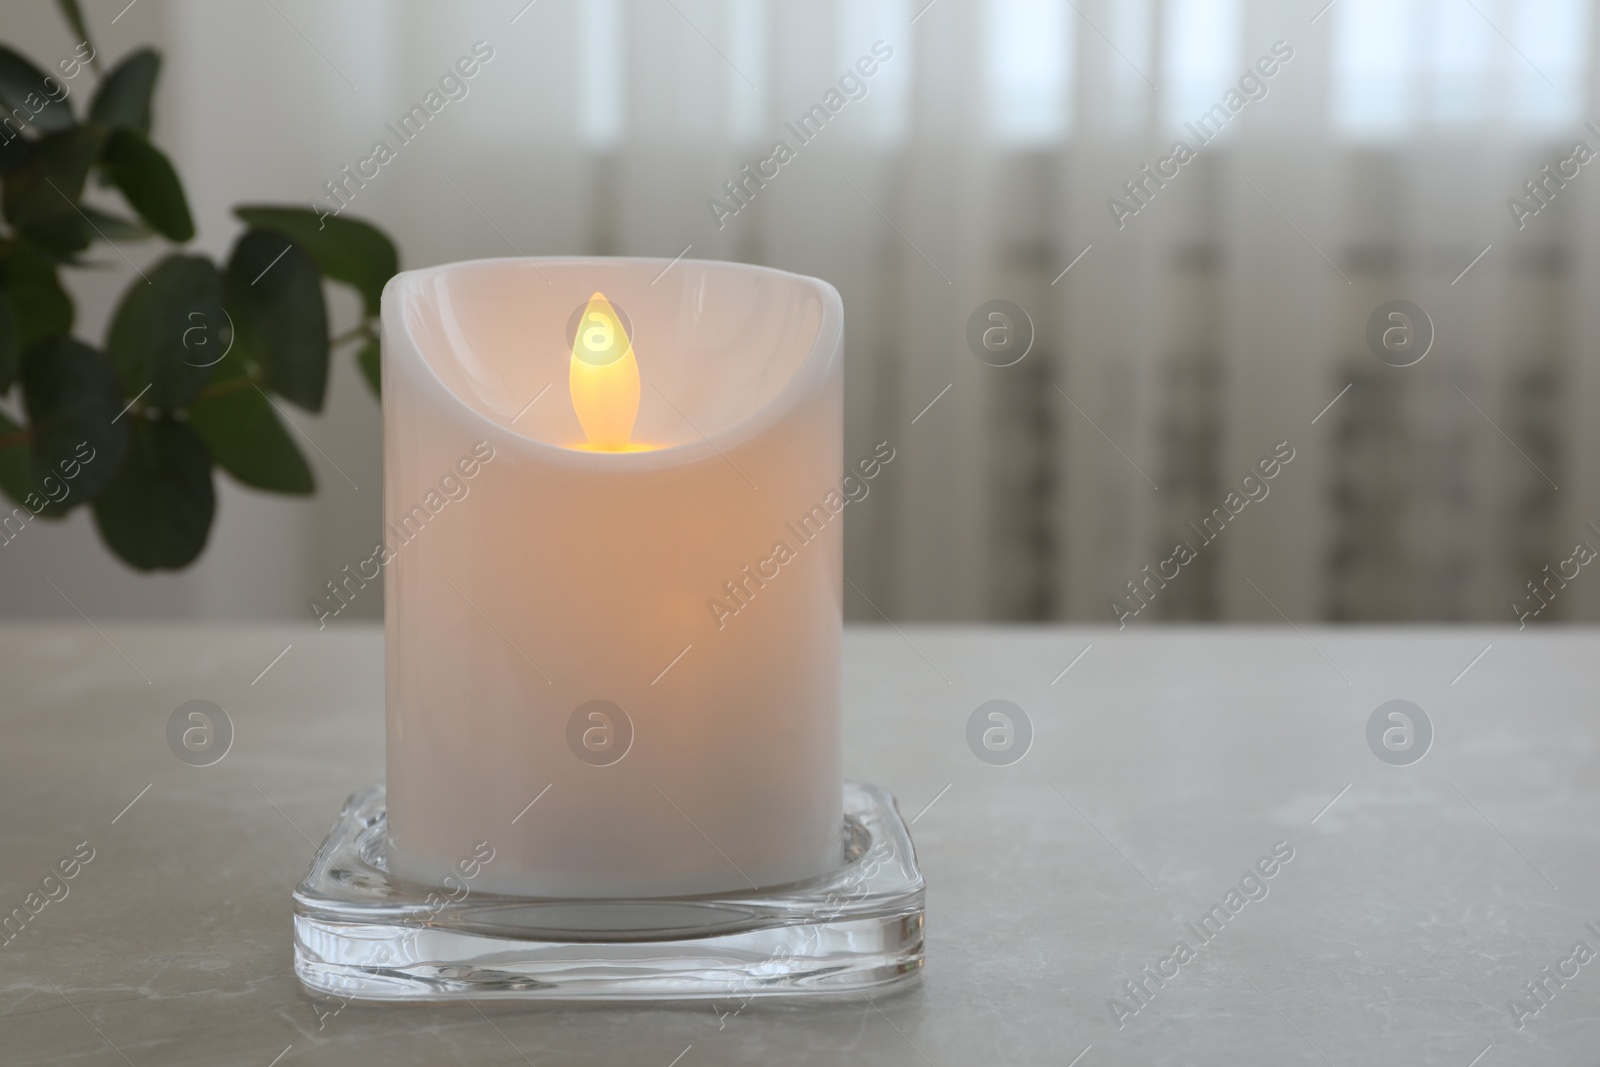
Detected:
left=569, top=292, right=642, bottom=450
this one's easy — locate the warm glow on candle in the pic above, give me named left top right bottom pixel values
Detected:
left=383, top=257, right=847, bottom=902
left=569, top=292, right=643, bottom=450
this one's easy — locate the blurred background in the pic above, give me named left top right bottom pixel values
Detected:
left=3, top=0, right=1598, bottom=624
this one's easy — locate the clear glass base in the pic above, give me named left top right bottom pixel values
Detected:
left=292, top=782, right=925, bottom=1001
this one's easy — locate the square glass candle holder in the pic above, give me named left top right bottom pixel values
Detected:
left=293, top=782, right=924, bottom=1000
left=291, top=256, right=923, bottom=1000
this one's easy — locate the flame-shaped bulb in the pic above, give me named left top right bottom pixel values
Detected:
left=569, top=292, right=640, bottom=450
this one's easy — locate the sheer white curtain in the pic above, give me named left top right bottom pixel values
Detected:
left=1054, top=0, right=1599, bottom=624
left=3, top=0, right=1596, bottom=624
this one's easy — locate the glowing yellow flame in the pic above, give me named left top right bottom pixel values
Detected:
left=569, top=292, right=646, bottom=451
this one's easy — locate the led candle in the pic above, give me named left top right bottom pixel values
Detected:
left=379, top=257, right=843, bottom=898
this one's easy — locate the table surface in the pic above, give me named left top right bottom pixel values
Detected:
left=3, top=622, right=1597, bottom=1066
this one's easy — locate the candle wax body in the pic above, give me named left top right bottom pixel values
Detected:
left=380, top=258, right=844, bottom=898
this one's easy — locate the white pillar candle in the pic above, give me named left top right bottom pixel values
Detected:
left=379, top=257, right=843, bottom=898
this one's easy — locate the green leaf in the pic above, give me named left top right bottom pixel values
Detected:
left=99, top=128, right=192, bottom=241
left=225, top=229, right=328, bottom=411
left=0, top=285, right=16, bottom=391
left=21, top=336, right=130, bottom=505
left=91, top=416, right=213, bottom=570
left=2, top=125, right=106, bottom=252
left=0, top=131, right=33, bottom=174
left=357, top=334, right=380, bottom=396
left=106, top=253, right=224, bottom=409
left=0, top=412, right=68, bottom=522
left=187, top=351, right=313, bottom=494
left=234, top=205, right=397, bottom=317
left=0, top=408, right=31, bottom=508
left=89, top=49, right=160, bottom=135
left=0, top=44, right=74, bottom=134
left=2, top=241, right=73, bottom=345
left=54, top=1, right=98, bottom=70
left=80, top=204, right=152, bottom=241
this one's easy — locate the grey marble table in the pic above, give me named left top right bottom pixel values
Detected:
left=2, top=622, right=1597, bottom=1066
